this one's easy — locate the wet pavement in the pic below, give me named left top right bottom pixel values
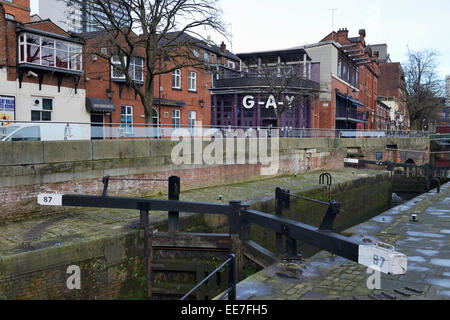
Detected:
left=235, top=182, right=450, bottom=300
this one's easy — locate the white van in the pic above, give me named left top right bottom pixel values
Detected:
left=0, top=123, right=91, bottom=142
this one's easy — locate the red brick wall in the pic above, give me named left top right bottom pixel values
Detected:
left=84, top=36, right=215, bottom=127
left=1, top=0, right=30, bottom=23
left=0, top=4, right=6, bottom=66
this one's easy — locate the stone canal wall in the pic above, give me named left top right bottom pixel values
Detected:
left=0, top=137, right=428, bottom=223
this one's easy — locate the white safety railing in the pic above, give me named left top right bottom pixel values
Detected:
left=0, top=120, right=429, bottom=142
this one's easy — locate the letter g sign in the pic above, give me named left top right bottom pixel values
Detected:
left=243, top=95, right=255, bottom=109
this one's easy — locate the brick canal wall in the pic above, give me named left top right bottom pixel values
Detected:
left=0, top=137, right=429, bottom=224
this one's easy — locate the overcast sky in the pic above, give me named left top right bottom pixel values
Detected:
left=31, top=0, right=449, bottom=79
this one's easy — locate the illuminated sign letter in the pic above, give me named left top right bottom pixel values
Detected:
left=266, top=95, right=278, bottom=109
left=243, top=95, right=255, bottom=109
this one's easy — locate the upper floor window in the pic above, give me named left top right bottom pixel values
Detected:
left=204, top=52, right=209, bottom=63
left=111, top=56, right=144, bottom=82
left=338, top=57, right=342, bottom=78
left=5, top=13, right=14, bottom=20
left=228, top=61, right=236, bottom=69
left=172, top=69, right=181, bottom=89
left=18, top=33, right=82, bottom=72
left=188, top=72, right=196, bottom=92
left=193, top=49, right=199, bottom=58
left=129, top=57, right=144, bottom=82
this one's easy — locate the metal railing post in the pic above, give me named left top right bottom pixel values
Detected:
left=138, top=203, right=151, bottom=300
left=168, top=176, right=181, bottom=232
left=228, top=254, right=236, bottom=300
left=275, top=187, right=283, bottom=255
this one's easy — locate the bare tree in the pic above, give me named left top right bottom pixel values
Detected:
left=68, top=0, right=228, bottom=123
left=402, top=49, right=444, bottom=130
left=241, top=55, right=320, bottom=127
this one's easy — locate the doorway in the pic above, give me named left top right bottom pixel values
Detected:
left=91, top=113, right=104, bottom=140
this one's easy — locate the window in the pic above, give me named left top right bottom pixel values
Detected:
left=5, top=13, right=14, bottom=20
left=356, top=67, right=360, bottom=87
left=18, top=33, right=82, bottom=72
left=338, top=57, right=342, bottom=78
left=188, top=111, right=196, bottom=128
left=111, top=56, right=125, bottom=79
left=172, top=69, right=181, bottom=89
left=193, top=49, right=199, bottom=58
left=111, top=56, right=143, bottom=82
left=228, top=61, right=235, bottom=69
left=172, top=110, right=180, bottom=128
left=9, top=126, right=40, bottom=142
left=31, top=97, right=53, bottom=121
left=121, top=106, right=133, bottom=135
left=130, top=57, right=144, bottom=82
left=204, top=52, right=209, bottom=63
left=188, top=72, right=196, bottom=92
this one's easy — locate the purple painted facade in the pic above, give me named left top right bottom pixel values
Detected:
left=211, top=54, right=320, bottom=129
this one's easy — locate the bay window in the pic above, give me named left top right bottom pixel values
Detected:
left=18, top=33, right=82, bottom=72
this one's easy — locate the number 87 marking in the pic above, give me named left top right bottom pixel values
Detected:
left=373, top=255, right=385, bottom=268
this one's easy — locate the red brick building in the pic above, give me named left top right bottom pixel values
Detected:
left=82, top=30, right=240, bottom=138
left=0, top=0, right=30, bottom=23
left=378, top=62, right=409, bottom=130
left=320, top=28, right=380, bottom=130
left=0, top=4, right=89, bottom=128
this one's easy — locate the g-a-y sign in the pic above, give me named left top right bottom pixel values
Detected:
left=243, top=95, right=296, bottom=109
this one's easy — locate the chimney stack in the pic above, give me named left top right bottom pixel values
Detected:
left=359, top=29, right=366, bottom=39
left=220, top=41, right=227, bottom=55
left=336, top=28, right=349, bottom=42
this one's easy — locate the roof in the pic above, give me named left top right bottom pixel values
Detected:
left=163, top=32, right=240, bottom=61
left=80, top=30, right=240, bottom=62
left=237, top=47, right=310, bottom=60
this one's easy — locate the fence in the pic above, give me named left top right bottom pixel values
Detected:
left=1, top=120, right=429, bottom=142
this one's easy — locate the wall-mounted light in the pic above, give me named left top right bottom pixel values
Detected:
left=106, top=89, right=114, bottom=99
left=199, top=99, right=205, bottom=108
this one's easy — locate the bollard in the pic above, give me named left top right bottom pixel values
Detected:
left=168, top=176, right=181, bottom=232
left=319, top=201, right=341, bottom=231
left=102, top=176, right=110, bottom=197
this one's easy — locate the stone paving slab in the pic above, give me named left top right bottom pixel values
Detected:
left=0, top=168, right=382, bottom=256
left=235, top=181, right=450, bottom=300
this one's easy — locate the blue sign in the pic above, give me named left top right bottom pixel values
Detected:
left=0, top=96, right=15, bottom=121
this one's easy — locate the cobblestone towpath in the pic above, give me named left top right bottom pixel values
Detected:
left=235, top=182, right=450, bottom=300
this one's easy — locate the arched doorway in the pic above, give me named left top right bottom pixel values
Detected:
left=152, top=108, right=159, bottom=125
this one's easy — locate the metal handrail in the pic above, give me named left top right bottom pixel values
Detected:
left=181, top=254, right=236, bottom=301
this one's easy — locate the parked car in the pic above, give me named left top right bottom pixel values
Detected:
left=0, top=123, right=90, bottom=142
